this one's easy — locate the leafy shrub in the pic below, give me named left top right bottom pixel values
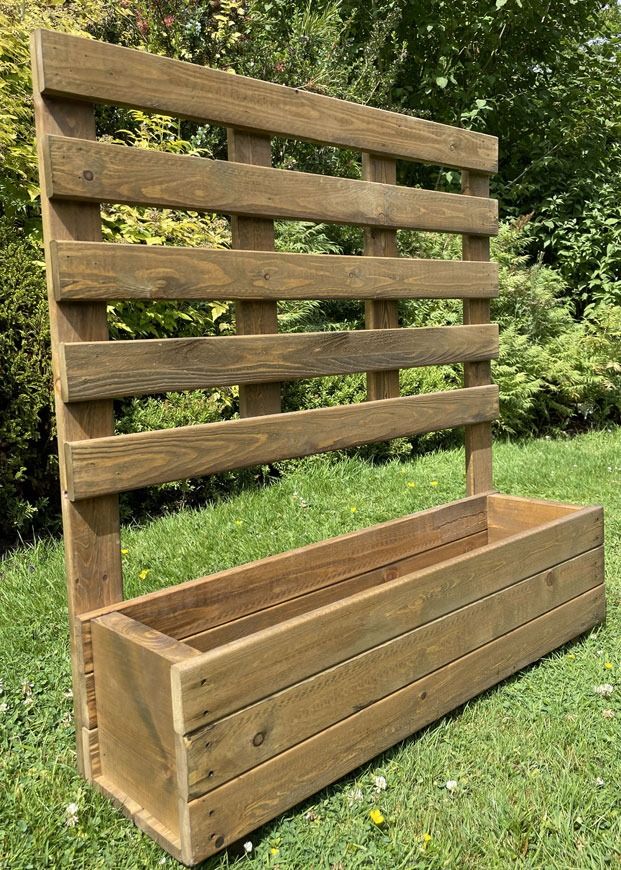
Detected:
left=0, top=224, right=56, bottom=547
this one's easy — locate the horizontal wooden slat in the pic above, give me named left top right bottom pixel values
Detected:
left=77, top=494, right=490, bottom=675
left=183, top=546, right=602, bottom=797
left=172, top=505, right=603, bottom=731
left=44, top=136, right=499, bottom=236
left=65, top=385, right=499, bottom=500
left=51, top=241, right=499, bottom=302
left=34, top=30, right=497, bottom=173
left=60, top=325, right=499, bottom=402
left=184, top=587, right=605, bottom=861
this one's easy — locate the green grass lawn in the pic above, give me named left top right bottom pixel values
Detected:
left=2, top=428, right=621, bottom=869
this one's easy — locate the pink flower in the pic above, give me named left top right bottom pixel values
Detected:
left=163, top=14, right=175, bottom=28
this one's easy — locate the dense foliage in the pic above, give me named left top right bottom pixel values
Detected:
left=1, top=0, right=620, bottom=547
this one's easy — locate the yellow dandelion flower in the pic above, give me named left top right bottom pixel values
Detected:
left=369, top=808, right=385, bottom=825
left=270, top=847, right=280, bottom=855
left=350, top=506, right=357, bottom=513
left=234, top=519, right=243, bottom=526
left=407, top=482, right=417, bottom=488
left=430, top=480, right=439, bottom=487
left=121, top=548, right=129, bottom=555
left=567, top=653, right=576, bottom=660
left=604, top=661, right=613, bottom=670
left=138, top=568, right=150, bottom=580
left=423, top=833, right=432, bottom=843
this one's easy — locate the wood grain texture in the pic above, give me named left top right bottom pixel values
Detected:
left=462, top=171, right=494, bottom=494
left=487, top=493, right=579, bottom=542
left=94, top=774, right=185, bottom=863
left=78, top=494, right=490, bottom=674
left=91, top=613, right=198, bottom=836
left=51, top=241, right=500, bottom=302
left=183, top=546, right=602, bottom=797
left=363, top=153, right=400, bottom=400
left=34, top=29, right=498, bottom=173
left=184, top=531, right=489, bottom=654
left=185, top=588, right=605, bottom=861
left=43, top=136, right=499, bottom=236
left=81, top=528, right=490, bottom=729
left=60, top=325, right=500, bottom=402
left=227, top=129, right=280, bottom=417
left=31, top=33, right=123, bottom=776
left=65, top=385, right=499, bottom=500
left=174, top=506, right=603, bottom=731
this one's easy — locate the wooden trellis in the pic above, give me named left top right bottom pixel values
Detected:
left=32, top=29, right=605, bottom=865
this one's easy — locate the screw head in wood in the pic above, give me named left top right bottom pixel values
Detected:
left=82, top=169, right=94, bottom=181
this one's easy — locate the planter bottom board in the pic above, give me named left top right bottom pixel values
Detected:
left=84, top=493, right=605, bottom=864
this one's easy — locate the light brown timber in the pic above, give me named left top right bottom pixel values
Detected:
left=94, top=774, right=185, bottom=863
left=174, top=506, right=603, bottom=731
left=227, top=129, right=280, bottom=417
left=91, top=613, right=198, bottom=836
left=363, top=153, right=400, bottom=399
left=43, top=136, right=499, bottom=236
left=59, top=324, right=499, bottom=402
left=34, top=29, right=498, bottom=173
left=183, top=546, right=602, bottom=797
left=31, top=32, right=122, bottom=776
left=184, top=588, right=605, bottom=861
left=51, top=241, right=500, bottom=302
left=463, top=171, right=494, bottom=494
left=64, top=386, right=500, bottom=500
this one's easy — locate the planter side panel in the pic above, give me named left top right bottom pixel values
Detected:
left=175, top=506, right=603, bottom=732
left=183, top=546, right=603, bottom=798
left=185, top=585, right=605, bottom=863
left=91, top=613, right=198, bottom=840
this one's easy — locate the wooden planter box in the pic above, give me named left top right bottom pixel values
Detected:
left=32, top=31, right=606, bottom=865
left=80, top=493, right=603, bottom=864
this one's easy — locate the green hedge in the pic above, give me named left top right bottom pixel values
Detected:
left=0, top=225, right=57, bottom=547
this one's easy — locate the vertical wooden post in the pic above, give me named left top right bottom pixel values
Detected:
left=462, top=171, right=494, bottom=495
left=31, top=32, right=122, bottom=777
left=362, top=153, right=400, bottom=401
left=227, top=130, right=281, bottom=417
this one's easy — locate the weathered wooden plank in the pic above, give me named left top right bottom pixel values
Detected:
left=363, top=153, right=400, bottom=400
left=51, top=241, right=500, bottom=302
left=227, top=129, right=280, bottom=417
left=463, top=171, right=494, bottom=494
left=184, top=546, right=602, bottom=797
left=82, top=528, right=490, bottom=729
left=487, top=492, right=579, bottom=542
left=94, top=774, right=185, bottom=863
left=65, top=386, right=499, bottom=500
left=43, top=136, right=499, bottom=236
left=60, top=325, right=500, bottom=402
left=174, top=506, right=603, bottom=731
left=91, top=613, right=199, bottom=837
left=184, top=587, right=604, bottom=861
left=34, top=30, right=498, bottom=173
left=30, top=34, right=123, bottom=777
left=78, top=494, right=490, bottom=674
